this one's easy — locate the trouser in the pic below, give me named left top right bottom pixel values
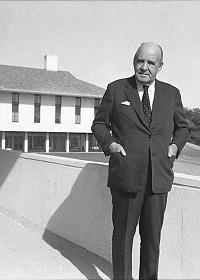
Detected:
left=110, top=160, right=168, bottom=280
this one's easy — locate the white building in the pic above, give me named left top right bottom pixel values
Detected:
left=0, top=55, right=104, bottom=153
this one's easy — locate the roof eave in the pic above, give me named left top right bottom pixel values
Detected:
left=0, top=88, right=104, bottom=98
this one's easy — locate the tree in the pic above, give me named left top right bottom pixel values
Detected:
left=184, top=108, right=200, bottom=145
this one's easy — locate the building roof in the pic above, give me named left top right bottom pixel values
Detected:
left=0, top=64, right=105, bottom=98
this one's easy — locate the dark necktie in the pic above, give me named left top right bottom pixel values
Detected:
left=142, top=85, right=151, bottom=127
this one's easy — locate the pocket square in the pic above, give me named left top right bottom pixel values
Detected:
left=121, top=101, right=131, bottom=106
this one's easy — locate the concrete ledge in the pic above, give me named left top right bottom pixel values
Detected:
left=174, top=172, right=200, bottom=189
left=6, top=150, right=200, bottom=188
left=0, top=150, right=199, bottom=279
left=20, top=151, right=89, bottom=168
left=186, top=142, right=200, bottom=150
left=22, top=151, right=200, bottom=189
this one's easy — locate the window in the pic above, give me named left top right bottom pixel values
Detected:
left=34, top=94, right=41, bottom=123
left=49, top=133, right=66, bottom=152
left=55, top=96, right=61, bottom=123
left=28, top=132, right=46, bottom=152
left=69, top=133, right=86, bottom=152
left=88, top=133, right=102, bottom=152
left=75, top=97, right=81, bottom=124
left=5, top=131, right=24, bottom=151
left=12, top=93, right=19, bottom=122
left=94, top=98, right=101, bottom=116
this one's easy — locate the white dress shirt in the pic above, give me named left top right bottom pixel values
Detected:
left=136, top=81, right=155, bottom=110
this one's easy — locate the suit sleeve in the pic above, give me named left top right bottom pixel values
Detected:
left=171, top=90, right=190, bottom=157
left=91, top=84, right=115, bottom=156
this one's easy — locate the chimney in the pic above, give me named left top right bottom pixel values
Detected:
left=44, top=55, right=58, bottom=71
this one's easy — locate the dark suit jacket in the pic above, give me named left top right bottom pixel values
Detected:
left=91, top=76, right=190, bottom=193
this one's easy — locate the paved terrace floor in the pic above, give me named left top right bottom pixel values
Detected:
left=0, top=210, right=111, bottom=280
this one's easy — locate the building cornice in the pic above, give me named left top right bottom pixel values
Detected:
left=0, top=88, right=103, bottom=98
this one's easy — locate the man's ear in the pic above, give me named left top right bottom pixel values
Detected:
left=157, top=62, right=163, bottom=73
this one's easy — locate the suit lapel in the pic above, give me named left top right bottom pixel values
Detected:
left=151, top=79, right=165, bottom=126
left=124, top=76, right=150, bottom=131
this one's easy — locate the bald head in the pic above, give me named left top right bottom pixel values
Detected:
left=134, top=42, right=163, bottom=65
left=133, top=42, right=163, bottom=86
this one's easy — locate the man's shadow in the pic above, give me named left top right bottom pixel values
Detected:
left=43, top=229, right=112, bottom=280
left=42, top=162, right=113, bottom=280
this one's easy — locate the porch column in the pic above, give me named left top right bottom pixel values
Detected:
left=11, top=135, right=14, bottom=150
left=85, top=133, right=89, bottom=152
left=24, top=132, right=28, bottom=153
left=65, top=133, right=69, bottom=152
left=2, top=131, right=5, bottom=150
left=46, top=132, right=49, bottom=153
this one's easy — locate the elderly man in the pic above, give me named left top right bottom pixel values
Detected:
left=91, top=42, right=190, bottom=280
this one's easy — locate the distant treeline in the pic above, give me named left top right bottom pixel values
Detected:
left=184, top=107, right=200, bottom=146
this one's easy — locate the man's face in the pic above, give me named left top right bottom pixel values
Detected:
left=134, top=44, right=163, bottom=86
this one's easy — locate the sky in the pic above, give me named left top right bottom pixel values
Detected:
left=0, top=1, right=200, bottom=108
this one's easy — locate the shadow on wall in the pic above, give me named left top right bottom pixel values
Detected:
left=0, top=149, right=20, bottom=188
left=42, top=162, right=113, bottom=279
left=43, top=229, right=112, bottom=280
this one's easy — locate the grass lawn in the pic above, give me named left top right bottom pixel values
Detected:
left=44, top=143, right=200, bottom=165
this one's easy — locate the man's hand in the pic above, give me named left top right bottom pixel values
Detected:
left=168, top=144, right=178, bottom=158
left=109, top=142, right=126, bottom=156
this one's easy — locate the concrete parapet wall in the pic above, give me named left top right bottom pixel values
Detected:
left=0, top=149, right=199, bottom=279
